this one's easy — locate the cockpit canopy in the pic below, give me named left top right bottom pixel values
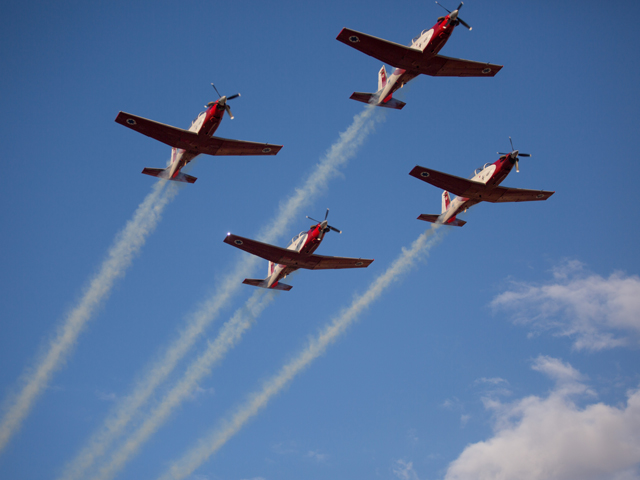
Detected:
left=191, top=111, right=206, bottom=126
left=411, top=29, right=430, bottom=45
left=473, top=163, right=492, bottom=176
left=288, top=231, right=307, bottom=248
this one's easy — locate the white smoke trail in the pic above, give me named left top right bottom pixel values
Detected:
left=60, top=105, right=384, bottom=480
left=0, top=180, right=180, bottom=453
left=92, top=289, right=276, bottom=480
left=255, top=105, right=383, bottom=243
left=157, top=225, right=445, bottom=480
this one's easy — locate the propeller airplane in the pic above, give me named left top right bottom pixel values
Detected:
left=115, top=84, right=282, bottom=183
left=224, top=210, right=374, bottom=291
left=409, top=138, right=555, bottom=227
left=336, top=2, right=502, bottom=110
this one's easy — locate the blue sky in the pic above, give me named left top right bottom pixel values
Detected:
left=1, top=1, right=640, bottom=479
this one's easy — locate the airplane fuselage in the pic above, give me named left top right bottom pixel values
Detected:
left=167, top=101, right=226, bottom=179
left=440, top=152, right=518, bottom=223
left=376, top=16, right=455, bottom=105
left=266, top=223, right=327, bottom=288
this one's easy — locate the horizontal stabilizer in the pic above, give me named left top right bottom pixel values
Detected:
left=350, top=92, right=406, bottom=110
left=142, top=167, right=197, bottom=184
left=141, top=168, right=169, bottom=179
left=417, top=214, right=466, bottom=227
left=242, top=278, right=293, bottom=291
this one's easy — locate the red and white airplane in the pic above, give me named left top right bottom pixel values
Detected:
left=336, top=2, right=502, bottom=110
left=115, top=84, right=282, bottom=184
left=224, top=210, right=374, bottom=291
left=410, top=139, right=555, bottom=226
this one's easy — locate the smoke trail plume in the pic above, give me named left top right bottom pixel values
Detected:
left=92, top=289, right=276, bottom=480
left=0, top=180, right=179, bottom=453
left=157, top=225, right=444, bottom=480
left=60, top=106, right=384, bottom=480
left=256, top=105, right=383, bottom=242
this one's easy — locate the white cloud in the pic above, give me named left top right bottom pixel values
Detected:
left=95, top=390, right=117, bottom=402
left=492, top=261, right=640, bottom=350
left=270, top=441, right=297, bottom=455
left=474, top=378, right=512, bottom=400
left=460, top=414, right=471, bottom=427
left=306, top=450, right=328, bottom=462
left=444, top=357, right=640, bottom=480
left=393, top=459, right=420, bottom=480
left=531, top=356, right=582, bottom=383
left=407, top=428, right=419, bottom=443
left=442, top=397, right=461, bottom=410
left=474, top=378, right=508, bottom=386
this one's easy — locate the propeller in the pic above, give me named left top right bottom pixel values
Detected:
left=306, top=208, right=342, bottom=234
left=207, top=83, right=241, bottom=119
left=498, top=137, right=531, bottom=173
left=435, top=1, right=472, bottom=30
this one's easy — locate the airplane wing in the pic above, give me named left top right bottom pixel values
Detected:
left=416, top=54, right=503, bottom=77
left=115, top=112, right=282, bottom=156
left=409, top=166, right=554, bottom=202
left=224, top=234, right=373, bottom=270
left=336, top=29, right=502, bottom=77
left=306, top=254, right=374, bottom=270
left=490, top=186, right=555, bottom=203
left=410, top=166, right=487, bottom=198
left=204, top=137, right=283, bottom=156
left=336, top=28, right=423, bottom=70
left=115, top=112, right=195, bottom=150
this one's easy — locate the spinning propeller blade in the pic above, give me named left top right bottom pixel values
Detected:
left=435, top=1, right=451, bottom=13
left=209, top=83, right=241, bottom=119
left=435, top=1, right=471, bottom=30
left=306, top=209, right=342, bottom=234
left=498, top=137, right=531, bottom=173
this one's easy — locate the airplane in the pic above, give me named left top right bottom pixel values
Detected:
left=336, top=2, right=502, bottom=110
left=409, top=138, right=555, bottom=226
left=223, top=210, right=374, bottom=291
left=115, top=84, right=283, bottom=183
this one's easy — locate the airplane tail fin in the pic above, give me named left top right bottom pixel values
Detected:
left=378, top=65, right=388, bottom=91
left=242, top=278, right=293, bottom=291
left=442, top=191, right=452, bottom=214
left=141, top=167, right=197, bottom=184
left=418, top=192, right=466, bottom=226
left=349, top=92, right=406, bottom=110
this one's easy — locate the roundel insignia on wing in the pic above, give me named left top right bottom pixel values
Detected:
left=349, top=35, right=360, bottom=43
left=355, top=261, right=364, bottom=266
left=420, top=171, right=430, bottom=178
left=126, top=118, right=137, bottom=125
left=262, top=147, right=272, bottom=153
left=234, top=239, right=243, bottom=245
left=482, top=67, right=492, bottom=74
left=536, top=193, right=544, bottom=199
